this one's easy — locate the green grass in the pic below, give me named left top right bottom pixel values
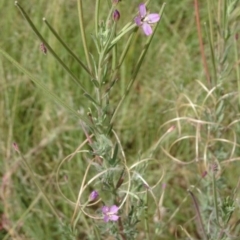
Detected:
left=1, top=0, right=240, bottom=239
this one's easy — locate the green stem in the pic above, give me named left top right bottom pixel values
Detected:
left=112, top=45, right=117, bottom=72
left=206, top=0, right=214, bottom=49
left=93, top=224, right=101, bottom=240
left=15, top=1, right=88, bottom=92
left=2, top=170, right=58, bottom=240
left=95, top=0, right=100, bottom=37
left=144, top=191, right=150, bottom=240
left=118, top=30, right=136, bottom=68
left=18, top=151, right=61, bottom=222
left=106, top=4, right=115, bottom=27
left=110, top=24, right=136, bottom=48
left=72, top=201, right=90, bottom=231
left=43, top=18, right=92, bottom=77
left=205, top=22, right=217, bottom=86
left=212, top=171, right=219, bottom=225
left=0, top=48, right=91, bottom=125
left=234, top=32, right=240, bottom=108
left=110, top=3, right=166, bottom=124
left=96, top=21, right=117, bottom=118
left=112, top=25, right=117, bottom=72
left=77, top=0, right=92, bottom=74
left=188, top=190, right=208, bottom=240
left=194, top=0, right=211, bottom=85
left=206, top=0, right=217, bottom=85
left=103, top=30, right=136, bottom=97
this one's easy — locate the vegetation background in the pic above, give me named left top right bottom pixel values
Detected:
left=1, top=0, right=240, bottom=239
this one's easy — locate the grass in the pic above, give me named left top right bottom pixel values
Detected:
left=1, top=0, right=240, bottom=239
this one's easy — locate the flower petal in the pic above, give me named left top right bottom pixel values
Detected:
left=103, top=215, right=110, bottom=222
left=134, top=16, right=142, bottom=26
left=147, top=13, right=160, bottom=23
left=102, top=206, right=109, bottom=214
left=142, top=23, right=152, bottom=36
left=138, top=3, right=146, bottom=18
left=110, top=205, right=119, bottom=214
left=109, top=214, right=119, bottom=222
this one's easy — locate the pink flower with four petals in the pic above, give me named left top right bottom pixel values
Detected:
left=135, top=3, right=160, bottom=36
left=102, top=205, right=119, bottom=222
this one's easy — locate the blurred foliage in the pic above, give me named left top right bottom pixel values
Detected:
left=1, top=0, right=240, bottom=239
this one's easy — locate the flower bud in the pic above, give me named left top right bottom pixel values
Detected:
left=113, top=10, right=120, bottom=21
left=13, top=142, right=19, bottom=152
left=89, top=190, right=99, bottom=201
left=40, top=42, right=47, bottom=54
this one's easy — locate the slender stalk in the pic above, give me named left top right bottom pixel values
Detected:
left=205, top=23, right=217, bottom=86
left=77, top=0, right=92, bottom=74
left=93, top=223, right=101, bottom=240
left=118, top=30, right=136, bottom=68
left=188, top=191, right=208, bottom=240
left=73, top=201, right=88, bottom=231
left=15, top=1, right=88, bottom=92
left=71, top=159, right=94, bottom=225
left=104, top=30, right=136, bottom=97
left=217, top=0, right=221, bottom=55
left=2, top=167, right=58, bottom=240
left=206, top=0, right=218, bottom=87
left=110, top=3, right=166, bottom=124
left=110, top=24, right=136, bottom=48
left=17, top=150, right=61, bottom=222
left=206, top=0, right=214, bottom=48
left=95, top=0, right=100, bottom=37
left=194, top=0, right=211, bottom=85
left=234, top=32, right=240, bottom=107
left=96, top=21, right=117, bottom=118
left=212, top=171, right=219, bottom=225
left=112, top=25, right=117, bottom=72
left=0, top=48, right=92, bottom=125
left=144, top=191, right=150, bottom=240
left=118, top=217, right=127, bottom=240
left=105, top=4, right=115, bottom=28
left=43, top=18, right=92, bottom=77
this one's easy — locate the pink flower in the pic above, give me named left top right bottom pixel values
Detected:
left=102, top=205, right=119, bottom=222
left=134, top=3, right=160, bottom=36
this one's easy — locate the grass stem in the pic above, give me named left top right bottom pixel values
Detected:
left=77, top=0, right=93, bottom=74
